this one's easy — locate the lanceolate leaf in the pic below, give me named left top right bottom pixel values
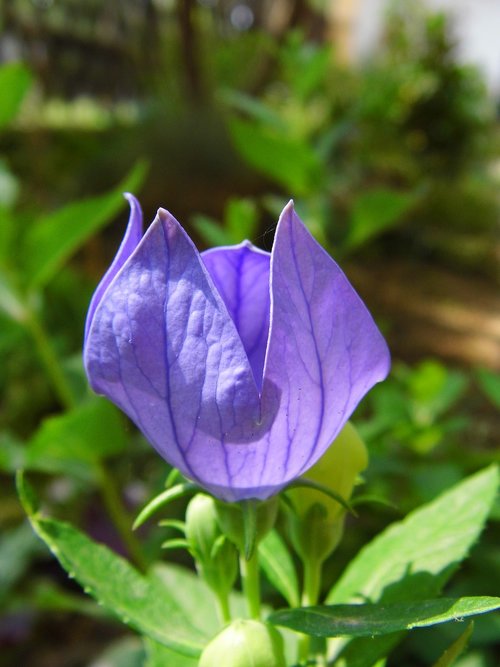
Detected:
left=17, top=473, right=206, bottom=658
left=269, top=597, right=500, bottom=637
left=327, top=466, right=499, bottom=605
left=326, top=466, right=499, bottom=667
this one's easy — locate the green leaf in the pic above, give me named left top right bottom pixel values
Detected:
left=220, top=89, right=285, bottom=130
left=0, top=62, right=33, bottom=129
left=344, top=188, right=416, bottom=251
left=193, top=198, right=259, bottom=248
left=144, top=638, right=198, bottom=667
left=475, top=368, right=500, bottom=409
left=225, top=198, right=258, bottom=242
left=23, top=161, right=146, bottom=289
left=0, top=272, right=26, bottom=321
left=228, top=118, right=324, bottom=195
left=326, top=466, right=498, bottom=666
left=432, top=622, right=474, bottom=667
left=152, top=562, right=247, bottom=634
left=259, top=530, right=300, bottom=607
left=17, top=473, right=207, bottom=657
left=24, top=398, right=129, bottom=479
left=192, top=215, right=233, bottom=247
left=270, top=597, right=500, bottom=637
left=0, top=521, right=44, bottom=604
left=328, top=466, right=499, bottom=605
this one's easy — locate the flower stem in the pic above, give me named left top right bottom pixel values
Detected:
left=95, top=462, right=148, bottom=573
left=214, top=589, right=232, bottom=625
left=24, top=307, right=76, bottom=410
left=240, top=550, right=261, bottom=620
left=298, top=556, right=323, bottom=664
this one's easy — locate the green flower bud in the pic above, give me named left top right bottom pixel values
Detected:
left=287, top=422, right=368, bottom=564
left=185, top=493, right=237, bottom=597
left=215, top=497, right=278, bottom=555
left=293, top=422, right=368, bottom=520
left=199, top=620, right=286, bottom=667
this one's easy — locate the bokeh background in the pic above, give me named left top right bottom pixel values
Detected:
left=0, top=1, right=499, bottom=666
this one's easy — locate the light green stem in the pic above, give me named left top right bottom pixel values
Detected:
left=25, top=307, right=77, bottom=410
left=214, top=589, right=232, bottom=625
left=240, top=550, right=261, bottom=619
left=298, top=556, right=323, bottom=664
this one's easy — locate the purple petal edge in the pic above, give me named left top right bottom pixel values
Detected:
left=84, top=193, right=143, bottom=341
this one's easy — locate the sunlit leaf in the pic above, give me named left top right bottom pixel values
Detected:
left=326, top=466, right=498, bottom=667
left=17, top=473, right=207, bottom=657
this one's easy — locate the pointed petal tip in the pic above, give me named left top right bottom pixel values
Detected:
left=156, top=207, right=178, bottom=227
left=123, top=192, right=141, bottom=212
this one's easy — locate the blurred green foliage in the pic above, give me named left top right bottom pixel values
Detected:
left=215, top=9, right=498, bottom=268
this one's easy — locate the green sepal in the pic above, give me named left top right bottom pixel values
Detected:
left=161, top=539, right=191, bottom=551
left=215, top=496, right=278, bottom=558
left=133, top=483, right=198, bottom=530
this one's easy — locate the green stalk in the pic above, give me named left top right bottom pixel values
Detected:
left=298, top=556, right=323, bottom=664
left=240, top=550, right=261, bottom=620
left=25, top=307, right=76, bottom=410
left=214, top=589, right=232, bottom=625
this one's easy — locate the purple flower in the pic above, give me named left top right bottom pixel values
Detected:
left=84, top=196, right=390, bottom=502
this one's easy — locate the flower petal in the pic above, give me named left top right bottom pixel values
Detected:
left=84, top=209, right=263, bottom=493
left=202, top=243, right=271, bottom=390
left=256, top=202, right=390, bottom=490
left=84, top=193, right=143, bottom=340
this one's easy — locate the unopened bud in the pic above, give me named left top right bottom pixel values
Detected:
left=185, top=493, right=237, bottom=597
left=199, top=620, right=286, bottom=667
left=288, top=422, right=368, bottom=563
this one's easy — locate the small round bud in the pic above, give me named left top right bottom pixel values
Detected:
left=185, top=493, right=237, bottom=597
left=199, top=620, right=286, bottom=667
